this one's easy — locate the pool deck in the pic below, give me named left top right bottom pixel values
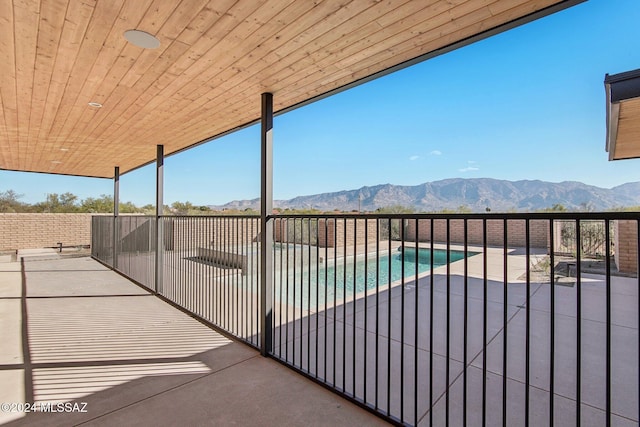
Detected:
left=271, top=244, right=639, bottom=426
left=0, top=255, right=388, bottom=426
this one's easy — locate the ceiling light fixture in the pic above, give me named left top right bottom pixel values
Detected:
left=51, top=160, right=62, bottom=164
left=88, top=102, right=103, bottom=108
left=124, top=29, right=160, bottom=49
left=60, top=148, right=69, bottom=151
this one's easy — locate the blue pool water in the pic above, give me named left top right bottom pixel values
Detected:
left=276, top=247, right=475, bottom=308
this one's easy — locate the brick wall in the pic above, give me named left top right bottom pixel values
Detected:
left=405, top=218, right=549, bottom=248
left=289, top=217, right=550, bottom=249
left=615, top=220, right=638, bottom=274
left=317, top=218, right=384, bottom=248
left=167, top=217, right=260, bottom=251
left=0, top=213, right=103, bottom=251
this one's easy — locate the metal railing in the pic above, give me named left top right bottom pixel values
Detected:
left=93, top=212, right=639, bottom=426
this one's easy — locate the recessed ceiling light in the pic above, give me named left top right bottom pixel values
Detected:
left=88, top=102, right=103, bottom=108
left=124, top=29, right=160, bottom=49
left=60, top=148, right=69, bottom=151
left=51, top=160, right=62, bottom=164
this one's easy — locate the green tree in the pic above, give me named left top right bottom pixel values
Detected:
left=119, top=201, right=139, bottom=213
left=0, top=190, right=26, bottom=212
left=537, top=203, right=568, bottom=212
left=375, top=205, right=416, bottom=214
left=33, top=192, right=80, bottom=212
left=80, top=194, right=114, bottom=213
left=171, top=201, right=195, bottom=215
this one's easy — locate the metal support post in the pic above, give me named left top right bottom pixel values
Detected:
left=113, top=166, right=119, bottom=269
left=260, top=92, right=274, bottom=356
left=155, top=145, right=164, bottom=294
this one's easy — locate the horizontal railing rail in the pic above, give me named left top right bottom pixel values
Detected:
left=93, top=212, right=639, bottom=426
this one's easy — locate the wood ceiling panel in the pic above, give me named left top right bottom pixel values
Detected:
left=0, top=0, right=19, bottom=167
left=614, top=99, right=640, bottom=160
left=0, top=0, right=579, bottom=178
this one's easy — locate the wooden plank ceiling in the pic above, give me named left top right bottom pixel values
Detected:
left=0, top=0, right=576, bottom=178
left=611, top=98, right=640, bottom=160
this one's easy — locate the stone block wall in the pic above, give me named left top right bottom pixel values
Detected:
left=615, top=220, right=638, bottom=274
left=405, top=218, right=549, bottom=248
left=0, top=213, right=102, bottom=251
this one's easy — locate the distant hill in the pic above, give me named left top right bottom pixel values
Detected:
left=210, top=178, right=640, bottom=213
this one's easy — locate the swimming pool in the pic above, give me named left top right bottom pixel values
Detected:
left=275, top=247, right=476, bottom=308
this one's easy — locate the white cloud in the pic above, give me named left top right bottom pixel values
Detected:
left=459, top=160, right=479, bottom=172
left=429, top=150, right=442, bottom=156
left=459, top=166, right=480, bottom=172
left=409, top=155, right=419, bottom=161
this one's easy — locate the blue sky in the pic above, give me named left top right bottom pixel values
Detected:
left=2, top=0, right=640, bottom=206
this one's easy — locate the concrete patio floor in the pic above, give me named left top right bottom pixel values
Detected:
left=269, top=247, right=639, bottom=426
left=0, top=256, right=388, bottom=427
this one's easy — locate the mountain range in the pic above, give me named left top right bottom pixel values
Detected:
left=210, top=178, right=640, bottom=212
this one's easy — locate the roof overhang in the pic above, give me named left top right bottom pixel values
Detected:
left=605, top=69, right=640, bottom=161
left=0, top=0, right=583, bottom=179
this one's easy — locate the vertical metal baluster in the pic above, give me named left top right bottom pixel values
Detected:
left=429, top=218, right=434, bottom=427
left=293, top=218, right=297, bottom=367
left=197, top=217, right=201, bottom=317
left=202, top=217, right=205, bottom=317
left=225, top=216, right=229, bottom=331
left=239, top=217, right=243, bottom=338
left=549, top=218, right=555, bottom=427
left=210, top=218, right=222, bottom=327
left=463, top=218, right=468, bottom=427
left=364, top=218, right=369, bottom=404
left=279, top=218, right=283, bottom=359
left=333, top=218, right=337, bottom=387
left=220, top=217, right=224, bottom=329
left=211, top=219, right=215, bottom=325
left=316, top=218, right=320, bottom=378
left=300, top=218, right=305, bottom=369
left=503, top=219, right=508, bottom=427
left=249, top=218, right=253, bottom=343
left=243, top=218, right=247, bottom=341
left=576, top=219, right=582, bottom=426
left=222, top=218, right=226, bottom=328
left=482, top=219, right=487, bottom=427
left=286, top=218, right=290, bottom=362
left=446, top=218, right=451, bottom=427
left=343, top=218, right=347, bottom=391
left=214, top=218, right=216, bottom=324
left=525, top=220, right=530, bottom=427
left=605, top=219, right=611, bottom=427
left=256, top=217, right=260, bottom=347
left=353, top=218, right=358, bottom=396
left=182, top=217, right=185, bottom=308
left=204, top=218, right=207, bottom=324
left=414, top=218, right=420, bottom=427
left=375, top=217, right=380, bottom=411
left=191, top=218, right=195, bottom=315
left=387, top=218, right=392, bottom=415
left=221, top=218, right=225, bottom=329
left=401, top=218, right=406, bottom=424
left=212, top=219, right=216, bottom=325
left=323, top=218, right=329, bottom=380
left=308, top=217, right=312, bottom=373
left=269, top=218, right=282, bottom=356
left=235, top=217, right=239, bottom=336
left=195, top=218, right=199, bottom=317
left=196, top=218, right=200, bottom=318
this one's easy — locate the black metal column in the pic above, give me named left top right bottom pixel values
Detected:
left=260, top=92, right=273, bottom=356
left=155, top=145, right=164, bottom=294
left=113, top=166, right=119, bottom=269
